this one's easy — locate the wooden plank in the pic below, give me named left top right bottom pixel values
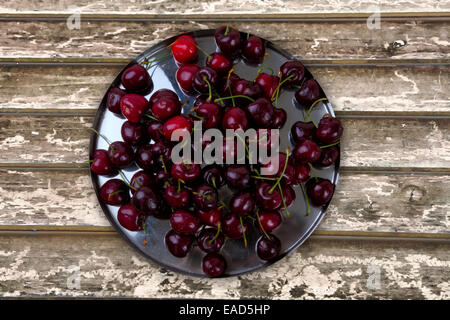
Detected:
left=1, top=65, right=448, bottom=115
left=0, top=20, right=448, bottom=61
left=1, top=115, right=449, bottom=168
left=0, top=169, right=448, bottom=235
left=0, top=233, right=448, bottom=299
left=0, top=0, right=448, bottom=15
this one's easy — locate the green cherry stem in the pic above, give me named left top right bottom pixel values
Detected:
left=304, top=97, right=328, bottom=125
left=107, top=189, right=123, bottom=201
left=278, top=183, right=291, bottom=217
left=255, top=209, right=271, bottom=240
left=144, top=114, right=160, bottom=122
left=214, top=95, right=255, bottom=104
left=251, top=175, right=278, bottom=181
left=208, top=223, right=221, bottom=244
left=89, top=127, right=114, bottom=151
left=224, top=26, right=229, bottom=35
left=320, top=141, right=340, bottom=149
left=225, top=68, right=236, bottom=107
left=211, top=177, right=217, bottom=189
left=301, top=182, right=311, bottom=216
left=308, top=163, right=319, bottom=182
left=203, top=76, right=213, bottom=102
left=160, top=155, right=168, bottom=174
left=271, top=74, right=294, bottom=106
left=269, top=148, right=291, bottom=194
left=118, top=170, right=137, bottom=191
left=240, top=217, right=248, bottom=248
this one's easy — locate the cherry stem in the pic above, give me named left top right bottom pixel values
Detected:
left=240, top=217, right=248, bottom=248
left=234, top=133, right=252, bottom=162
left=89, top=128, right=113, bottom=150
left=226, top=68, right=236, bottom=107
left=177, top=179, right=182, bottom=193
left=218, top=200, right=228, bottom=209
left=144, top=114, right=160, bottom=122
left=160, top=155, right=168, bottom=173
left=301, top=182, right=311, bottom=216
left=256, top=210, right=271, bottom=240
left=320, top=141, right=340, bottom=149
left=252, top=168, right=261, bottom=177
left=224, top=26, right=229, bottom=35
left=142, top=219, right=148, bottom=246
left=86, top=159, right=94, bottom=164
left=142, top=53, right=172, bottom=70
left=246, top=32, right=250, bottom=40
left=269, top=148, right=290, bottom=194
left=208, top=223, right=221, bottom=244
left=192, top=192, right=212, bottom=200
left=203, top=76, right=213, bottom=102
left=278, top=183, right=291, bottom=217
left=255, top=53, right=271, bottom=78
left=211, top=177, right=217, bottom=189
left=107, top=189, right=123, bottom=201
left=118, top=170, right=137, bottom=191
left=304, top=97, right=328, bottom=126
left=251, top=175, right=277, bottom=181
left=214, top=95, right=255, bottom=103
left=308, top=163, right=319, bottom=182
left=271, top=74, right=294, bottom=105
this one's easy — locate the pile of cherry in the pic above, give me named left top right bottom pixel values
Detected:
left=90, top=26, right=343, bottom=277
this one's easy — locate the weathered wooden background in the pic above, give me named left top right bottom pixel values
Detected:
left=0, top=0, right=449, bottom=299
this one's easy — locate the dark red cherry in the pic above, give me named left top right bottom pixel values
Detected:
left=201, top=165, right=225, bottom=188
left=206, top=52, right=232, bottom=75
left=295, top=79, right=321, bottom=106
left=316, top=116, right=344, bottom=144
left=271, top=108, right=287, bottom=129
left=121, top=64, right=153, bottom=94
left=165, top=229, right=194, bottom=258
left=197, top=208, right=222, bottom=227
left=149, top=89, right=178, bottom=106
left=258, top=211, right=282, bottom=233
left=120, top=93, right=149, bottom=123
left=218, top=72, right=241, bottom=95
left=280, top=60, right=305, bottom=87
left=136, top=144, right=155, bottom=171
left=293, top=163, right=311, bottom=184
left=215, top=26, right=241, bottom=57
left=306, top=178, right=334, bottom=206
left=130, top=171, right=153, bottom=194
left=163, top=115, right=192, bottom=141
left=202, top=252, right=227, bottom=277
left=222, top=213, right=249, bottom=239
left=150, top=141, right=172, bottom=168
left=293, top=138, right=322, bottom=163
left=121, top=121, right=147, bottom=146
left=245, top=98, right=274, bottom=128
left=176, top=64, right=201, bottom=92
left=132, top=186, right=161, bottom=215
left=193, top=184, right=218, bottom=211
left=197, top=228, right=225, bottom=253
left=291, top=121, right=316, bottom=143
left=155, top=170, right=173, bottom=187
left=108, top=141, right=134, bottom=168
left=225, top=165, right=251, bottom=189
left=106, top=87, right=126, bottom=114
left=100, top=179, right=130, bottom=206
left=171, top=162, right=201, bottom=182
left=117, top=203, right=144, bottom=231
left=242, top=35, right=265, bottom=63
left=170, top=210, right=200, bottom=235
left=256, top=235, right=281, bottom=260
left=256, top=182, right=282, bottom=210
left=151, top=95, right=182, bottom=121
left=230, top=192, right=255, bottom=217
left=90, top=149, right=116, bottom=176
left=164, top=185, right=190, bottom=208
left=222, top=107, right=249, bottom=130
left=147, top=121, right=165, bottom=142
left=281, top=183, right=296, bottom=208
left=196, top=102, right=222, bottom=129
left=255, top=72, right=280, bottom=100
left=315, top=146, right=339, bottom=167
left=171, top=35, right=198, bottom=64
left=231, top=79, right=263, bottom=106
left=193, top=66, right=219, bottom=94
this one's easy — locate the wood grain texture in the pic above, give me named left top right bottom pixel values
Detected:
left=1, top=65, right=448, bottom=114
left=1, top=116, right=449, bottom=168
left=0, top=0, right=449, bottom=14
left=0, top=20, right=448, bottom=61
left=0, top=233, right=448, bottom=299
left=0, top=169, right=448, bottom=235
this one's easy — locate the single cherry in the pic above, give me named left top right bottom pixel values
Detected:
left=90, top=149, right=116, bottom=176
left=132, top=186, right=161, bottom=215
left=255, top=73, right=280, bottom=100
left=215, top=26, right=241, bottom=57
left=255, top=182, right=282, bottom=211
left=316, top=116, right=344, bottom=144
left=271, top=108, right=287, bottom=129
left=171, top=162, right=201, bottom=182
left=106, top=87, right=126, bottom=115
left=117, top=203, right=144, bottom=231
left=176, top=64, right=201, bottom=92
left=147, top=121, right=165, bottom=142
left=230, top=192, right=255, bottom=217
left=293, top=163, right=311, bottom=184
left=202, top=252, right=227, bottom=278
left=165, top=229, right=194, bottom=258
left=121, top=121, right=147, bottom=146
left=295, top=79, right=321, bottom=106
left=201, top=165, right=225, bottom=188
left=206, top=52, right=232, bottom=75
left=197, top=208, right=222, bottom=227
left=164, top=185, right=190, bottom=208
left=100, top=179, right=130, bottom=206
left=291, top=121, right=316, bottom=143
left=197, top=228, right=225, bottom=253
left=136, top=144, right=155, bottom=172
left=149, top=89, right=178, bottom=105
left=193, top=66, right=219, bottom=94
left=256, top=235, right=281, bottom=260
left=171, top=35, right=198, bottom=64
left=121, top=64, right=153, bottom=94
left=151, top=95, right=182, bottom=121
left=281, top=183, right=296, bottom=208
left=245, top=98, right=274, bottom=128
left=108, top=141, right=134, bottom=168
left=222, top=213, right=249, bottom=239
left=193, top=184, right=218, bottom=211
left=222, top=107, right=249, bottom=130
left=225, top=165, right=251, bottom=189
left=231, top=79, right=263, bottom=106
left=163, top=115, right=192, bottom=141
left=120, top=93, right=149, bottom=123
left=130, top=171, right=153, bottom=194
left=280, top=61, right=305, bottom=87
left=306, top=178, right=335, bottom=206
left=170, top=210, right=200, bottom=235
left=196, top=102, right=222, bottom=129
left=315, top=146, right=339, bottom=167
left=258, top=211, right=282, bottom=233
left=242, top=35, right=265, bottom=63
left=293, top=138, right=322, bottom=163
